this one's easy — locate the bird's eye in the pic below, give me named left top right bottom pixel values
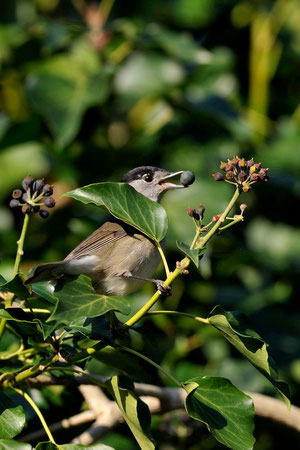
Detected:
left=142, top=173, right=153, bottom=182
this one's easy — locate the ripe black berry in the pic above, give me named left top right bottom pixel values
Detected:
left=9, top=199, right=20, bottom=208
left=39, top=209, right=49, bottom=219
left=44, top=197, right=56, bottom=208
left=22, top=176, right=34, bottom=191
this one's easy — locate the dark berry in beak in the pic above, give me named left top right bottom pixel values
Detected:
left=180, top=171, right=195, bottom=186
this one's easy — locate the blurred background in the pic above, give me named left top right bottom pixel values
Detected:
left=0, top=0, right=299, bottom=448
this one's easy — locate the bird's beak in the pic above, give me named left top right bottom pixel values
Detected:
left=158, top=171, right=185, bottom=190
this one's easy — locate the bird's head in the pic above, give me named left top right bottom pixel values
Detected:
left=121, top=166, right=193, bottom=202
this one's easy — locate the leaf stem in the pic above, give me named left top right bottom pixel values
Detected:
left=0, top=214, right=30, bottom=341
left=120, top=346, right=181, bottom=387
left=146, top=310, right=209, bottom=324
left=13, top=213, right=30, bottom=279
left=156, top=241, right=170, bottom=276
left=11, top=385, right=57, bottom=445
left=196, top=187, right=240, bottom=250
left=122, top=262, right=187, bottom=329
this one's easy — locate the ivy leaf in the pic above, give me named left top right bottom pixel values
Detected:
left=48, top=275, right=130, bottom=324
left=67, top=316, right=114, bottom=345
left=208, top=306, right=290, bottom=406
left=106, top=375, right=156, bottom=450
left=31, top=282, right=57, bottom=305
left=65, top=182, right=168, bottom=242
left=183, top=376, right=255, bottom=450
left=0, top=274, right=30, bottom=299
left=0, top=440, right=32, bottom=449
left=176, top=241, right=206, bottom=268
left=0, top=392, right=26, bottom=439
left=0, top=308, right=35, bottom=323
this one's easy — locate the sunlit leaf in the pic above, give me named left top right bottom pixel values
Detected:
left=183, top=376, right=255, bottom=450
left=106, top=375, right=155, bottom=450
left=208, top=306, right=290, bottom=406
left=0, top=392, right=26, bottom=439
left=48, top=275, right=130, bottom=324
left=0, top=440, right=32, bottom=449
left=65, top=182, right=168, bottom=242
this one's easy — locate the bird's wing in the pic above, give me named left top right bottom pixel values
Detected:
left=64, top=221, right=128, bottom=261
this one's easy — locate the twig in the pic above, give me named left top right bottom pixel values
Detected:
left=20, top=410, right=96, bottom=443
left=17, top=374, right=300, bottom=435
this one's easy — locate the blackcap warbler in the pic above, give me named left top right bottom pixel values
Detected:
left=25, top=166, right=193, bottom=295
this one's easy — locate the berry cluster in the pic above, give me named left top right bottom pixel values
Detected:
left=9, top=176, right=55, bottom=219
left=187, top=205, right=205, bottom=221
left=212, top=157, right=269, bottom=192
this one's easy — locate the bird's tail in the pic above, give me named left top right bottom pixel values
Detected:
left=25, top=261, right=68, bottom=285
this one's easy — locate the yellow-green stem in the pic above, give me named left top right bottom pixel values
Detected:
left=13, top=213, right=29, bottom=279
left=123, top=262, right=188, bottom=329
left=11, top=386, right=57, bottom=445
left=147, top=310, right=209, bottom=324
left=0, top=214, right=30, bottom=340
left=156, top=241, right=170, bottom=276
left=196, top=187, right=240, bottom=250
left=120, top=346, right=181, bottom=387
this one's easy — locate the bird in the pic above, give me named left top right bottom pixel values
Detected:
left=25, top=166, right=192, bottom=296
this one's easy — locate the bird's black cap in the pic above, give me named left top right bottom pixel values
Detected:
left=121, top=166, right=164, bottom=183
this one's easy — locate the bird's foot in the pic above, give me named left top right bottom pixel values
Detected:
left=153, top=280, right=172, bottom=296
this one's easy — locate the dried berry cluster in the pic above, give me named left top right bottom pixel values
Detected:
left=187, top=205, right=205, bottom=221
left=9, top=176, right=55, bottom=218
left=212, top=157, right=269, bottom=192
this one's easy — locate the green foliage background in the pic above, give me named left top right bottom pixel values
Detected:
left=0, top=0, right=299, bottom=448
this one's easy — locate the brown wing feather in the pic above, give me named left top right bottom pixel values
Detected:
left=64, top=221, right=128, bottom=261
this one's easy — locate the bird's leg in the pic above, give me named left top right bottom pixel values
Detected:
left=121, top=271, right=171, bottom=296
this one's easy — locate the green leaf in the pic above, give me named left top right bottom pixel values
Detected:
left=26, top=52, right=110, bottom=147
left=48, top=275, right=130, bottom=324
left=0, top=274, right=30, bottom=299
left=183, top=376, right=255, bottom=450
left=66, top=182, right=168, bottom=243
left=0, top=308, right=35, bottom=323
left=0, top=440, right=32, bottom=449
left=208, top=306, right=290, bottom=406
left=36, top=442, right=114, bottom=450
left=176, top=241, right=205, bottom=268
left=31, top=282, right=57, bottom=305
left=0, top=392, right=26, bottom=439
left=106, top=375, right=155, bottom=450
left=67, top=316, right=114, bottom=345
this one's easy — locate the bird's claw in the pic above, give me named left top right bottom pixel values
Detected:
left=154, top=280, right=172, bottom=296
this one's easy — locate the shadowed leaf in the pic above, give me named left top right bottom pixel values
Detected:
left=106, top=375, right=155, bottom=450
left=183, top=376, right=255, bottom=450
left=208, top=306, right=290, bottom=406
